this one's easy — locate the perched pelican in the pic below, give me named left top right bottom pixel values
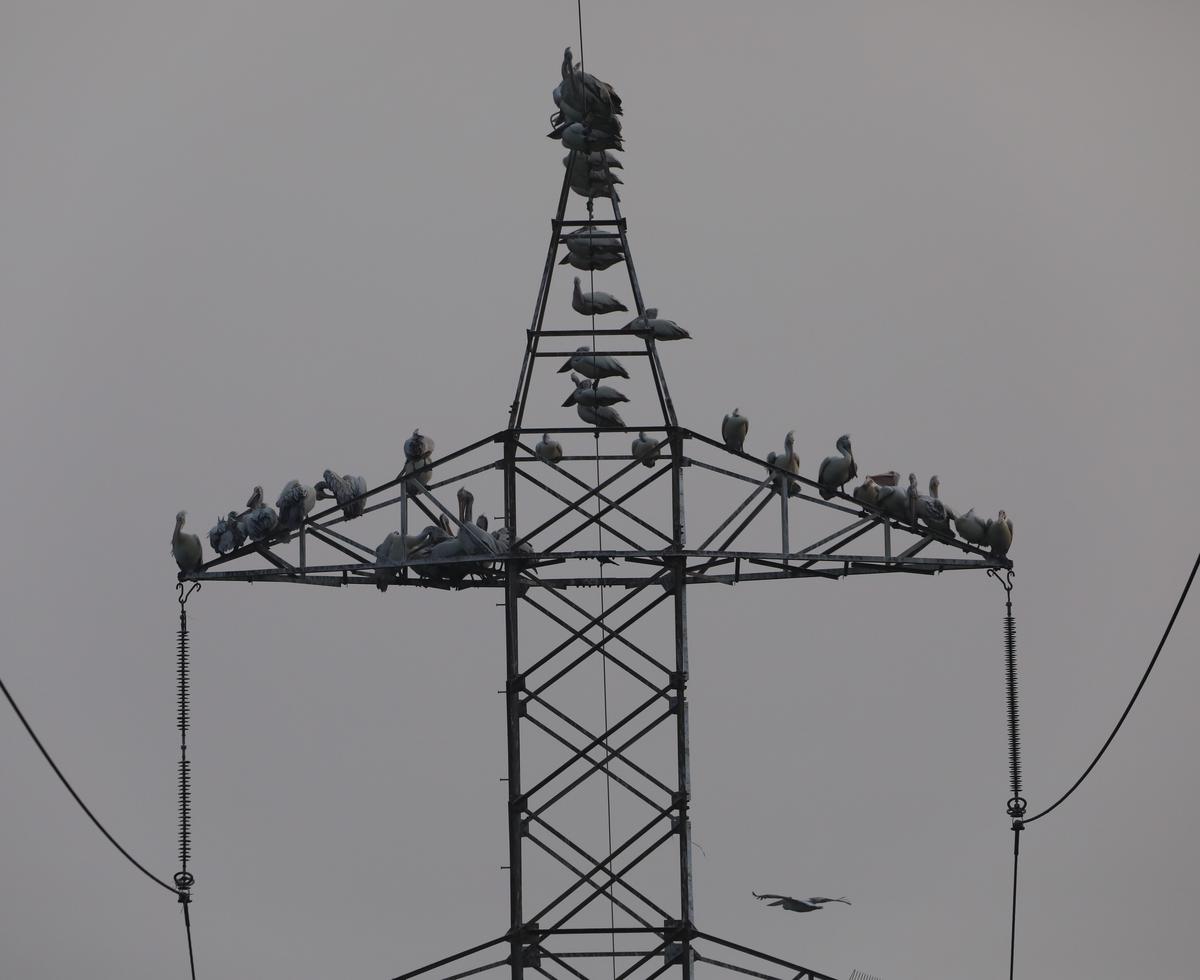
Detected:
left=914, top=475, right=955, bottom=536
left=171, top=511, right=203, bottom=573
left=622, top=308, right=690, bottom=341
left=559, top=346, right=629, bottom=380
left=631, top=431, right=659, bottom=467
left=373, top=526, right=441, bottom=591
left=852, top=477, right=881, bottom=507
left=568, top=169, right=620, bottom=200
left=560, top=249, right=624, bottom=271
left=563, top=372, right=629, bottom=407
left=316, top=469, right=368, bottom=519
left=404, top=429, right=435, bottom=463
left=954, top=508, right=991, bottom=545
left=988, top=510, right=1013, bottom=556
left=276, top=480, right=316, bottom=531
left=766, top=430, right=801, bottom=497
left=817, top=434, right=857, bottom=500
left=869, top=470, right=901, bottom=488
left=562, top=225, right=625, bottom=252
left=722, top=408, right=749, bottom=452
left=534, top=433, right=564, bottom=465
left=752, top=892, right=851, bottom=913
left=572, top=277, right=628, bottom=316
left=876, top=474, right=918, bottom=523
left=208, top=511, right=245, bottom=554
left=576, top=402, right=625, bottom=428
left=557, top=122, right=623, bottom=153
left=238, top=499, right=279, bottom=542
left=558, top=48, right=623, bottom=122
left=561, top=150, right=623, bottom=172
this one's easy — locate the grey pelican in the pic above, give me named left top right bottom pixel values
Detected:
left=572, top=277, right=628, bottom=315
left=576, top=402, right=626, bottom=428
left=988, top=510, right=1013, bottom=556
left=722, top=408, right=749, bottom=452
left=563, top=373, right=629, bottom=408
left=631, top=432, right=659, bottom=467
left=876, top=474, right=918, bottom=523
left=817, top=434, right=857, bottom=500
left=766, top=430, right=801, bottom=497
left=208, top=511, right=246, bottom=554
left=560, top=249, right=624, bottom=271
left=238, top=487, right=280, bottom=542
left=534, top=433, right=564, bottom=465
left=316, top=470, right=368, bottom=519
left=557, top=122, right=623, bottom=153
left=914, top=475, right=955, bottom=536
left=852, top=477, right=882, bottom=507
left=276, top=479, right=316, bottom=531
left=558, top=48, right=623, bottom=122
left=954, top=508, right=991, bottom=545
left=374, top=526, right=442, bottom=591
left=752, top=892, right=851, bottom=913
left=559, top=346, right=629, bottom=380
left=171, top=511, right=203, bottom=573
left=404, top=429, right=434, bottom=463
left=622, top=308, right=691, bottom=341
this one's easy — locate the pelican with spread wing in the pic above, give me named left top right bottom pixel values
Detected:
left=753, top=892, right=851, bottom=913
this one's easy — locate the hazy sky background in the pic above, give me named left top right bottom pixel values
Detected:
left=3, top=3, right=1199, bottom=979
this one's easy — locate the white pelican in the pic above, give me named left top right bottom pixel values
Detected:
left=622, top=308, right=690, bottom=341
left=276, top=480, right=316, bottom=531
left=171, top=511, right=203, bottom=573
left=816, top=434, right=857, bottom=500
left=572, top=277, right=628, bottom=316
left=404, top=429, right=434, bottom=463
left=914, top=475, right=955, bottom=536
left=534, top=433, right=564, bottom=465
left=766, top=430, right=801, bottom=496
left=559, top=346, right=629, bottom=380
left=753, top=892, right=851, bottom=913
left=954, top=507, right=991, bottom=545
left=576, top=403, right=625, bottom=428
left=208, top=511, right=245, bottom=554
left=563, top=373, right=628, bottom=408
left=988, top=510, right=1013, bottom=556
left=316, top=470, right=368, bottom=519
left=852, top=477, right=881, bottom=507
left=558, top=48, right=623, bottom=122
left=560, top=249, right=624, bottom=271
left=631, top=432, right=659, bottom=467
left=722, top=408, right=749, bottom=452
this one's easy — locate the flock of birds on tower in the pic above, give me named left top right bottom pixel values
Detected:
left=171, top=48, right=1012, bottom=580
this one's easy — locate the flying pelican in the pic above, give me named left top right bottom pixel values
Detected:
left=722, top=408, right=749, bottom=452
left=572, top=277, right=628, bottom=315
left=276, top=479, right=316, bottom=531
left=316, top=469, right=368, bottom=519
left=631, top=431, right=659, bottom=467
left=208, top=511, right=246, bottom=554
left=816, top=434, right=857, bottom=500
left=753, top=892, right=851, bottom=913
left=988, top=510, right=1013, bottom=556
left=563, top=373, right=629, bottom=408
left=954, top=507, right=991, bottom=545
left=559, top=346, right=629, bottom=380
left=171, top=511, right=203, bottom=573
left=622, top=308, right=690, bottom=341
left=766, top=430, right=801, bottom=497
left=534, top=433, right=564, bottom=465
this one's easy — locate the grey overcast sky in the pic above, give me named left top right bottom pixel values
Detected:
left=3, top=3, right=1199, bottom=979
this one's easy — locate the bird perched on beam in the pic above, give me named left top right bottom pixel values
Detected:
left=753, top=892, right=851, bottom=913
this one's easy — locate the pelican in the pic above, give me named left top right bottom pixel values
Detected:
left=572, top=277, right=628, bottom=316
left=988, top=510, right=1013, bottom=556
left=276, top=480, right=316, bottom=531
left=558, top=48, right=623, bottom=122
left=816, top=434, right=857, bottom=500
left=576, top=402, right=625, bottom=428
left=561, top=150, right=623, bottom=172
left=954, top=508, right=991, bottom=545
left=869, top=470, right=900, bottom=488
left=404, top=429, right=435, bottom=463
left=766, top=430, right=801, bottom=497
left=208, top=511, right=246, bottom=554
left=631, top=431, right=659, bottom=467
left=557, top=122, right=624, bottom=153
left=559, top=346, right=629, bottom=380
left=560, top=249, right=624, bottom=271
left=568, top=169, right=620, bottom=200
left=563, top=373, right=629, bottom=407
left=622, top=308, right=690, bottom=341
left=914, top=475, right=955, bottom=536
left=876, top=474, right=918, bottom=523
left=722, top=408, right=749, bottom=452
left=238, top=499, right=279, bottom=542
left=171, top=511, right=203, bottom=573
left=752, top=892, right=851, bottom=913
left=534, top=433, right=564, bottom=465
left=564, top=155, right=623, bottom=188
left=852, top=477, right=881, bottom=507
left=374, top=526, right=441, bottom=591
left=316, top=470, right=368, bottom=519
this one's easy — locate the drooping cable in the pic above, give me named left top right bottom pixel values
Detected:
left=0, top=674, right=179, bottom=896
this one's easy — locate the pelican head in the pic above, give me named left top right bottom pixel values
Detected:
left=457, top=486, right=474, bottom=524
left=929, top=475, right=940, bottom=497
left=836, top=434, right=852, bottom=453
left=175, top=510, right=187, bottom=526
left=247, top=485, right=264, bottom=509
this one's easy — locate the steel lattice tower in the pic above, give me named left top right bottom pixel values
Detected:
left=184, top=144, right=1011, bottom=980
